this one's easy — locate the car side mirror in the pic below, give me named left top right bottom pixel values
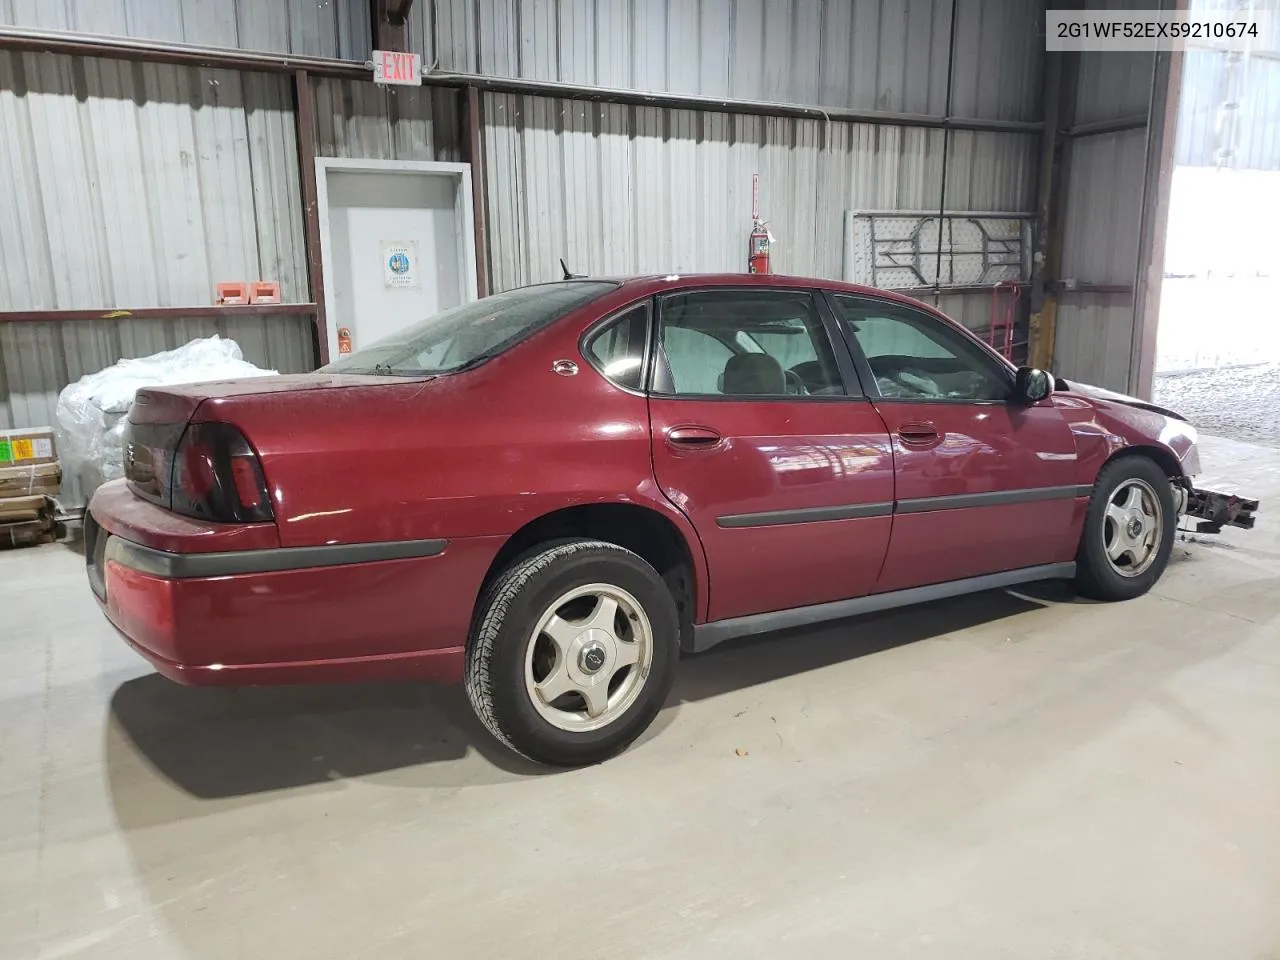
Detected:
left=1013, top=366, right=1053, bottom=404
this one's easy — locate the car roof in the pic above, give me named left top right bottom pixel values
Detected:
left=597, top=273, right=941, bottom=312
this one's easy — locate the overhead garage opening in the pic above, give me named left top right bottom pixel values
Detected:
left=1151, top=18, right=1280, bottom=445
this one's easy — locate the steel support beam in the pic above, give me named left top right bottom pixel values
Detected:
left=1129, top=41, right=1184, bottom=399
left=0, top=304, right=317, bottom=324
left=372, top=0, right=413, bottom=53
left=1062, top=115, right=1148, bottom=138
left=1028, top=47, right=1080, bottom=373
left=463, top=86, right=490, bottom=298
left=293, top=68, right=330, bottom=368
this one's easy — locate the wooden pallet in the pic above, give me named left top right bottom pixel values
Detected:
left=0, top=495, right=57, bottom=549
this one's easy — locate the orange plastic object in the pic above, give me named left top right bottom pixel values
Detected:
left=249, top=281, right=281, bottom=304
left=216, top=282, right=248, bottom=305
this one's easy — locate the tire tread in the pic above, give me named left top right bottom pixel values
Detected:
left=1075, top=454, right=1176, bottom=601
left=464, top=538, right=660, bottom=763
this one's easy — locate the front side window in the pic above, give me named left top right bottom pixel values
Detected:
left=323, top=281, right=618, bottom=376
left=655, top=291, right=846, bottom=398
left=831, top=295, right=1011, bottom=402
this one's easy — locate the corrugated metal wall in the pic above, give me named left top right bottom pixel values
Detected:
left=0, top=0, right=372, bottom=59
left=423, top=0, right=1040, bottom=120
left=2, top=0, right=1044, bottom=121
left=0, top=0, right=1051, bottom=439
left=310, top=76, right=463, bottom=160
left=1053, top=128, right=1149, bottom=391
left=1044, top=0, right=1158, bottom=392
left=482, top=93, right=1036, bottom=327
left=0, top=49, right=312, bottom=431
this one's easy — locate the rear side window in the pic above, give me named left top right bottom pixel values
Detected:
left=655, top=290, right=846, bottom=398
left=584, top=304, right=649, bottom=390
left=322, top=281, right=618, bottom=376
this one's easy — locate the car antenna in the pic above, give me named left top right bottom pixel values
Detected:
left=560, top=257, right=587, bottom=280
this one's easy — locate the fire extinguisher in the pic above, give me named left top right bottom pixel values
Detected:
left=748, top=219, right=771, bottom=275
left=337, top=326, right=353, bottom=355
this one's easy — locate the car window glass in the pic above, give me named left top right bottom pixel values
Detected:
left=664, top=327, right=733, bottom=394
left=584, top=304, right=648, bottom=390
left=322, top=281, right=617, bottom=376
left=831, top=295, right=1010, bottom=402
left=658, top=291, right=846, bottom=398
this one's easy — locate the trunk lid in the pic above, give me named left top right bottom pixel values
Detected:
left=124, top=373, right=426, bottom=515
left=129, top=373, right=418, bottom=424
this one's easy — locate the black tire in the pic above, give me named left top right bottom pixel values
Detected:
left=464, top=538, right=679, bottom=766
left=1075, top=455, right=1177, bottom=601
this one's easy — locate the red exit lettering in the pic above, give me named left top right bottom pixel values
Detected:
left=377, top=51, right=417, bottom=83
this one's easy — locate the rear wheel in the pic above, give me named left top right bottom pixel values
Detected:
left=1075, top=456, right=1177, bottom=601
left=465, top=539, right=679, bottom=766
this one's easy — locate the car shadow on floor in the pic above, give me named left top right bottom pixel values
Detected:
left=107, top=584, right=1068, bottom=801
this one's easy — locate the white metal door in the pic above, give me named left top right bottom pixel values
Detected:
left=316, top=159, right=478, bottom=361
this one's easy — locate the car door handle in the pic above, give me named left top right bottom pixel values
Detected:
left=667, top=425, right=722, bottom=449
left=897, top=422, right=940, bottom=445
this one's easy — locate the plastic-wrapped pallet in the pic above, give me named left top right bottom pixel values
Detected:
left=55, top=336, right=277, bottom=500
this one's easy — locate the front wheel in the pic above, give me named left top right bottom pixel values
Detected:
left=464, top=539, right=679, bottom=766
left=1075, top=456, right=1177, bottom=601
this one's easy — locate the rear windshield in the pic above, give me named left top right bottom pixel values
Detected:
left=323, top=281, right=618, bottom=376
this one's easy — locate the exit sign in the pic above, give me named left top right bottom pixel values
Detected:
left=373, top=50, right=421, bottom=86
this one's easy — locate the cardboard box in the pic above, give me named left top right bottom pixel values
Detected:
left=0, top=462, right=61, bottom=499
left=0, top=427, right=58, bottom=467
left=0, top=495, right=53, bottom=524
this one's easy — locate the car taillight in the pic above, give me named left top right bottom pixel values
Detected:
left=170, top=422, right=274, bottom=523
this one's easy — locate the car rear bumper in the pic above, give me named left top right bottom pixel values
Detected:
left=86, top=490, right=502, bottom=687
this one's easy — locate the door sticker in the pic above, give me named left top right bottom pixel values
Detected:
left=382, top=241, right=420, bottom=288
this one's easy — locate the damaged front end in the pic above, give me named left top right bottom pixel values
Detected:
left=1174, top=479, right=1260, bottom=534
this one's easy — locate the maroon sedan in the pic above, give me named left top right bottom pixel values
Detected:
left=85, top=275, right=1253, bottom=765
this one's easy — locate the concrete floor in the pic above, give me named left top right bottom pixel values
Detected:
left=3, top=435, right=1280, bottom=959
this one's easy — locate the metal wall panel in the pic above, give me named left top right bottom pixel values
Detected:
left=482, top=93, right=959, bottom=289
left=949, top=0, right=1043, bottom=122
left=483, top=92, right=1036, bottom=337
left=1075, top=49, right=1155, bottom=125
left=1058, top=129, right=1148, bottom=285
left=1052, top=299, right=1136, bottom=393
left=1053, top=128, right=1149, bottom=390
left=0, top=0, right=373, bottom=59
left=0, top=52, right=307, bottom=308
left=1073, top=0, right=1158, bottom=125
left=0, top=50, right=310, bottom=431
left=310, top=76, right=463, bottom=160
left=944, top=130, right=1038, bottom=210
left=422, top=0, right=1037, bottom=121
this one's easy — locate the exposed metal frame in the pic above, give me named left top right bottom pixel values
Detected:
left=429, top=71, right=1042, bottom=133
left=372, top=0, right=414, bottom=53
left=1130, top=41, right=1184, bottom=399
left=463, top=86, right=491, bottom=298
left=1028, top=37, right=1079, bottom=373
left=1062, top=115, right=1148, bottom=138
left=293, top=68, right=330, bottom=366
left=0, top=304, right=318, bottom=324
